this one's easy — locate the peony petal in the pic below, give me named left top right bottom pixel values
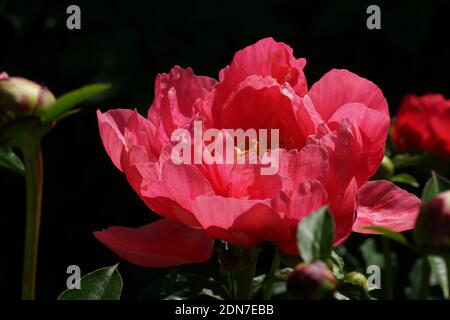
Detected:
left=147, top=66, right=216, bottom=154
left=328, top=102, right=390, bottom=182
left=330, top=178, right=358, bottom=245
left=353, top=180, right=421, bottom=233
left=123, top=111, right=159, bottom=162
left=159, top=160, right=215, bottom=212
left=221, top=37, right=307, bottom=96
left=97, top=109, right=135, bottom=171
left=204, top=38, right=308, bottom=126
left=276, top=179, right=351, bottom=255
left=278, top=145, right=329, bottom=192
left=192, top=195, right=290, bottom=248
left=94, top=219, right=215, bottom=268
left=272, top=180, right=328, bottom=224
left=121, top=152, right=211, bottom=228
left=328, top=103, right=390, bottom=145
left=310, top=120, right=363, bottom=199
left=220, top=75, right=312, bottom=149
left=307, top=69, right=388, bottom=121
left=148, top=66, right=216, bottom=123
left=226, top=160, right=283, bottom=199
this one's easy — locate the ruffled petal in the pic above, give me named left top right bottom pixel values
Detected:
left=94, top=219, right=215, bottom=268
left=278, top=145, right=329, bottom=192
left=220, top=75, right=311, bottom=149
left=192, top=195, right=290, bottom=248
left=328, top=102, right=390, bottom=182
left=203, top=38, right=308, bottom=126
left=147, top=66, right=216, bottom=154
left=307, top=69, right=388, bottom=121
left=97, top=109, right=135, bottom=171
left=221, top=37, right=308, bottom=96
left=352, top=180, right=421, bottom=233
left=309, top=120, right=363, bottom=199
left=330, top=178, right=358, bottom=245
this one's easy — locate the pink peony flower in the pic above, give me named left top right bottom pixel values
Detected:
left=95, top=38, right=420, bottom=267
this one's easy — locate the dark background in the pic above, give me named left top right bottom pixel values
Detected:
left=0, top=0, right=449, bottom=299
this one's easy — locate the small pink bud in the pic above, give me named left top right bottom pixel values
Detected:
left=414, top=190, right=450, bottom=249
left=287, top=260, right=337, bottom=300
left=0, top=72, right=55, bottom=126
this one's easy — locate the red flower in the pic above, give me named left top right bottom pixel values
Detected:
left=393, top=93, right=450, bottom=155
left=95, top=38, right=420, bottom=267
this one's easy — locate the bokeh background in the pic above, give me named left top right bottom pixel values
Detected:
left=0, top=0, right=449, bottom=299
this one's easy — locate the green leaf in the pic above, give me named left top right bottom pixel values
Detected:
left=362, top=226, right=409, bottom=247
left=389, top=173, right=419, bottom=188
left=0, top=146, right=24, bottom=174
left=40, top=83, right=110, bottom=123
left=330, top=251, right=345, bottom=279
left=427, top=255, right=449, bottom=299
left=57, top=264, right=123, bottom=300
left=392, top=153, right=430, bottom=169
left=297, top=205, right=334, bottom=263
left=421, top=172, right=450, bottom=202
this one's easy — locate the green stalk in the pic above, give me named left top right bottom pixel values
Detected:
left=262, top=248, right=280, bottom=300
left=20, top=140, right=43, bottom=300
left=444, top=255, right=450, bottom=300
left=382, top=238, right=394, bottom=300
left=417, top=257, right=431, bottom=300
left=230, top=272, right=237, bottom=299
left=235, top=248, right=259, bottom=300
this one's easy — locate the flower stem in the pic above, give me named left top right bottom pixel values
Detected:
left=21, top=140, right=43, bottom=300
left=235, top=248, right=259, bottom=300
left=417, top=257, right=431, bottom=300
left=262, top=248, right=280, bottom=300
left=230, top=272, right=237, bottom=299
left=444, top=254, right=450, bottom=300
left=382, top=238, right=394, bottom=300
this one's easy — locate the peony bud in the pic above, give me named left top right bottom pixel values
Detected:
left=287, top=260, right=337, bottom=300
left=414, top=190, right=450, bottom=249
left=0, top=72, right=55, bottom=125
